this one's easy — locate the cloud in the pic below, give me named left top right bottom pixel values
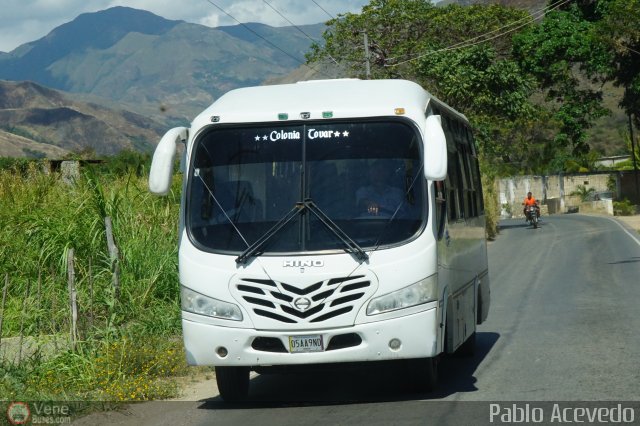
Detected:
left=0, top=0, right=372, bottom=52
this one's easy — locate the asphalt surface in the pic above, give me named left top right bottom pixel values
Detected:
left=74, top=214, right=640, bottom=426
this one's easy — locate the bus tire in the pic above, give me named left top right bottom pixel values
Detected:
left=406, top=357, right=438, bottom=392
left=215, top=366, right=250, bottom=402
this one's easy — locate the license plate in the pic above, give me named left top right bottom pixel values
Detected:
left=288, top=334, right=324, bottom=353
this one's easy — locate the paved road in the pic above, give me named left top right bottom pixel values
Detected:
left=75, top=214, right=640, bottom=425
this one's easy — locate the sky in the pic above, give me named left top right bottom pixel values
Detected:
left=0, top=0, right=379, bottom=53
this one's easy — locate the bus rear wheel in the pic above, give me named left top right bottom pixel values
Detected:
left=215, top=366, right=250, bottom=402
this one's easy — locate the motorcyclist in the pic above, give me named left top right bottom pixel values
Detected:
left=522, top=191, right=540, bottom=220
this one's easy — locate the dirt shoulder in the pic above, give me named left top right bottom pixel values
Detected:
left=614, top=214, right=640, bottom=233
left=169, top=368, right=218, bottom=402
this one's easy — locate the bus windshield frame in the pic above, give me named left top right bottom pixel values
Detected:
left=185, top=117, right=427, bottom=256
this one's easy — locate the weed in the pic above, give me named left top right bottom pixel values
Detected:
left=0, top=160, right=186, bottom=401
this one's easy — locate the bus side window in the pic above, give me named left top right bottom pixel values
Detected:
left=468, top=129, right=485, bottom=214
left=446, top=151, right=463, bottom=221
left=457, top=153, right=471, bottom=218
left=460, top=144, right=477, bottom=218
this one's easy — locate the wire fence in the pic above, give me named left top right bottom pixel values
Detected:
left=0, top=217, right=121, bottom=366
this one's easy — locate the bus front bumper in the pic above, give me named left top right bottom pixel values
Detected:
left=182, top=307, right=439, bottom=366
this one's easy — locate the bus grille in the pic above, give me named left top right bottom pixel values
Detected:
left=235, top=275, right=371, bottom=324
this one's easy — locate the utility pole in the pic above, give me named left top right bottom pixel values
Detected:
left=629, top=113, right=640, bottom=203
left=363, top=32, right=371, bottom=79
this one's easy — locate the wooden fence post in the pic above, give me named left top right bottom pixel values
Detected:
left=0, top=274, right=8, bottom=351
left=18, top=279, right=31, bottom=364
left=36, top=271, right=42, bottom=335
left=50, top=266, right=58, bottom=351
left=88, top=258, right=94, bottom=332
left=104, top=217, right=121, bottom=299
left=67, top=248, right=78, bottom=351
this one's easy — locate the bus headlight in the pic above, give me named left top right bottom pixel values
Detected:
left=366, top=275, right=437, bottom=315
left=181, top=286, right=243, bottom=321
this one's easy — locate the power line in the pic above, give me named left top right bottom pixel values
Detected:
left=261, top=0, right=339, bottom=66
left=203, top=0, right=332, bottom=77
left=619, top=43, right=640, bottom=57
left=310, top=0, right=335, bottom=20
left=261, top=0, right=318, bottom=42
left=385, top=0, right=572, bottom=68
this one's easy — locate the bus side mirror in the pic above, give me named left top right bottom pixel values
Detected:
left=424, top=115, right=447, bottom=181
left=149, top=127, right=188, bottom=195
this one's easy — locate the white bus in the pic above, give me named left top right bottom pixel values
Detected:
left=149, top=79, right=490, bottom=401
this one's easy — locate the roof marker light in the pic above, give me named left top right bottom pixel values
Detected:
left=394, top=108, right=406, bottom=115
left=300, top=112, right=311, bottom=119
left=278, top=113, right=288, bottom=120
left=322, top=111, right=333, bottom=118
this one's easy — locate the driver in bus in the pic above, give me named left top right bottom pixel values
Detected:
left=356, top=160, right=405, bottom=216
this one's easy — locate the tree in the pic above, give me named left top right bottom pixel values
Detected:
left=512, top=3, right=612, bottom=159
left=306, top=0, right=440, bottom=80
left=307, top=1, right=544, bottom=170
left=595, top=0, right=640, bottom=125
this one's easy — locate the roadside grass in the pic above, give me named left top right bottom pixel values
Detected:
left=0, top=158, right=192, bottom=402
left=1, top=336, right=191, bottom=401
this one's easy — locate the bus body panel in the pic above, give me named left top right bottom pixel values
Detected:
left=178, top=227, right=439, bottom=332
left=182, top=306, right=440, bottom=366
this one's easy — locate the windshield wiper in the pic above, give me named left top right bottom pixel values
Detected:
left=235, top=202, right=305, bottom=265
left=235, top=199, right=369, bottom=265
left=304, top=199, right=369, bottom=262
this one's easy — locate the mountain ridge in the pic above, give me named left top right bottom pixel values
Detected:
left=0, top=7, right=324, bottom=126
left=0, top=80, right=164, bottom=158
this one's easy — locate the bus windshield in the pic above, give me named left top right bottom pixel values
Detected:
left=187, top=119, right=426, bottom=254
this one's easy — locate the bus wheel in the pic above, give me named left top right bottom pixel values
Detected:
left=215, top=366, right=250, bottom=402
left=406, top=357, right=438, bottom=392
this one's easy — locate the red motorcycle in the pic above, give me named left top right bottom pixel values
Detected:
left=525, top=205, right=539, bottom=229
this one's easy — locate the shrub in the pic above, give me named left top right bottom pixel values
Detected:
left=569, top=184, right=595, bottom=202
left=613, top=199, right=636, bottom=216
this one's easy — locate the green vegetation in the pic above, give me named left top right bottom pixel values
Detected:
left=0, top=156, right=191, bottom=401
left=613, top=198, right=636, bottom=216
left=570, top=184, right=596, bottom=202
left=307, top=0, right=640, bottom=236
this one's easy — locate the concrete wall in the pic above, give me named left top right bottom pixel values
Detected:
left=499, top=173, right=614, bottom=218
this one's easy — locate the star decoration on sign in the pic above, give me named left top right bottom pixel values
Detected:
left=343, top=131, right=349, bottom=137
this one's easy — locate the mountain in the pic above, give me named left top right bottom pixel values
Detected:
left=0, top=80, right=164, bottom=157
left=0, top=7, right=324, bottom=125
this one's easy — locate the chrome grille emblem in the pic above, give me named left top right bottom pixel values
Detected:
left=293, top=297, right=311, bottom=311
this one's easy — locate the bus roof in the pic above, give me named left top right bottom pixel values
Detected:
left=191, top=79, right=467, bottom=129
